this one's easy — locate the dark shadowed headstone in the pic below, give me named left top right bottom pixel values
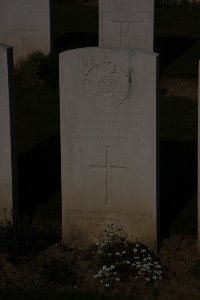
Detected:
left=0, top=44, right=18, bottom=224
left=198, top=61, right=200, bottom=250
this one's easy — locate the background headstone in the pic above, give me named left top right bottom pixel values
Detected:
left=0, top=44, right=18, bottom=224
left=198, top=61, right=200, bottom=250
left=99, top=0, right=155, bottom=51
left=60, top=48, right=158, bottom=248
left=0, top=0, right=51, bottom=61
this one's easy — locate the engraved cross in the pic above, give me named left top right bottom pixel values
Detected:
left=110, top=0, right=150, bottom=47
left=12, top=16, right=35, bottom=56
left=90, top=146, right=126, bottom=206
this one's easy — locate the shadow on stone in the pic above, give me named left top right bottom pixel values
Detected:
left=18, top=135, right=61, bottom=218
left=53, top=32, right=98, bottom=52
left=160, top=141, right=197, bottom=240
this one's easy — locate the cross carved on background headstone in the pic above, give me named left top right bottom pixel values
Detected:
left=12, top=16, right=36, bottom=55
left=99, top=0, right=154, bottom=51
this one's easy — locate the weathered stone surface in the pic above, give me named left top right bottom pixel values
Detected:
left=0, top=45, right=17, bottom=224
left=198, top=61, right=200, bottom=250
left=99, top=0, right=154, bottom=51
left=0, top=0, right=51, bottom=61
left=60, top=47, right=158, bottom=248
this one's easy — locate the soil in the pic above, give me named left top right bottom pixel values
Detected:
left=161, top=77, right=198, bottom=101
left=0, top=233, right=200, bottom=299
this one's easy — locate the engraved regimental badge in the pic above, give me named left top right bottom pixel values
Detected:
left=86, top=61, right=130, bottom=109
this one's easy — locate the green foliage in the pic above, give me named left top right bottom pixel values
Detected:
left=15, top=51, right=59, bottom=91
left=0, top=219, right=60, bottom=264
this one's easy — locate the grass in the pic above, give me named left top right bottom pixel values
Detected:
left=0, top=289, right=145, bottom=300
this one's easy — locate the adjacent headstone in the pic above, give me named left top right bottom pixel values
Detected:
left=60, top=47, right=158, bottom=248
left=0, top=44, right=18, bottom=224
left=99, top=0, right=155, bottom=51
left=198, top=61, right=200, bottom=250
left=0, top=0, right=51, bottom=61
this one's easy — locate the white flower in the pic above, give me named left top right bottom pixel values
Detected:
left=136, top=243, right=139, bottom=247
left=122, top=251, right=126, bottom=254
left=133, top=248, right=137, bottom=253
left=135, top=265, right=140, bottom=269
left=110, top=265, right=115, bottom=270
left=126, top=260, right=130, bottom=264
left=131, top=263, right=135, bottom=267
left=156, top=265, right=161, bottom=269
left=102, top=266, right=107, bottom=271
left=145, top=277, right=150, bottom=282
left=104, top=283, right=110, bottom=288
left=115, top=278, right=120, bottom=282
left=115, top=252, right=120, bottom=256
left=141, top=249, right=146, bottom=253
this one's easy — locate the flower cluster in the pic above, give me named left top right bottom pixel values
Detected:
left=94, top=265, right=120, bottom=288
left=93, top=224, right=165, bottom=288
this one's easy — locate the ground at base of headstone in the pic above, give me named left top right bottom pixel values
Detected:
left=0, top=231, right=199, bottom=300
left=161, top=77, right=198, bottom=101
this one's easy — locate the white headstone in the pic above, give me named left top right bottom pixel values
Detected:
left=99, top=0, right=154, bottom=51
left=198, top=61, right=200, bottom=250
left=0, top=44, right=18, bottom=224
left=0, top=0, right=51, bottom=61
left=60, top=48, right=158, bottom=248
